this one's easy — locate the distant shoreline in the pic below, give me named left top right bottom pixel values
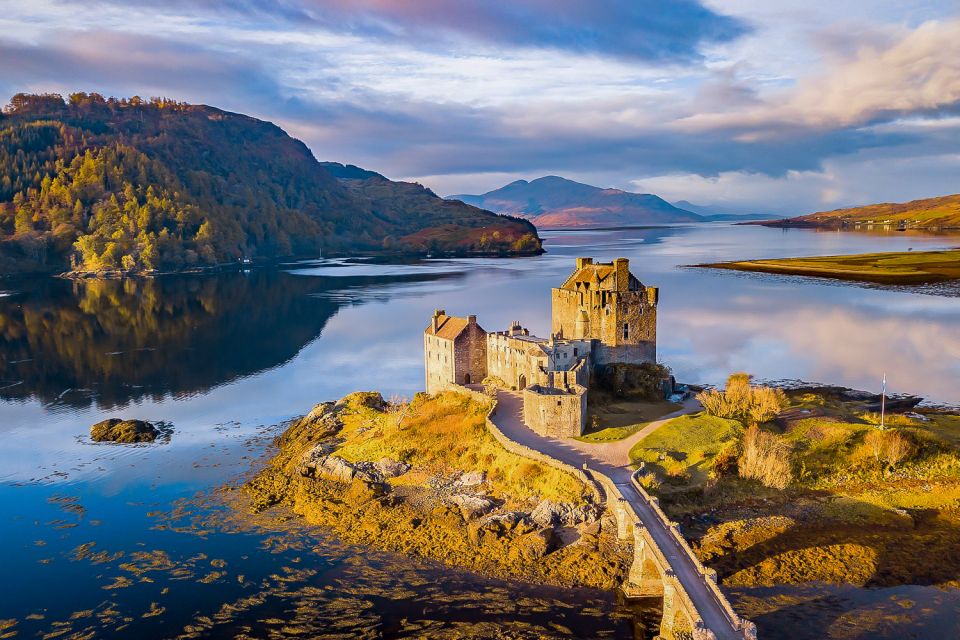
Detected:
left=695, top=248, right=960, bottom=285
left=43, top=246, right=545, bottom=280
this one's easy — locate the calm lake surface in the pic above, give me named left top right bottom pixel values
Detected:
left=1, top=224, right=959, bottom=638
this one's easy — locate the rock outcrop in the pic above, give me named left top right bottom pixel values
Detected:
left=90, top=418, right=159, bottom=443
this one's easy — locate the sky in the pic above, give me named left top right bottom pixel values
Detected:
left=1, top=0, right=958, bottom=215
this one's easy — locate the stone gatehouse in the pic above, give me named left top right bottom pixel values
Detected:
left=423, top=257, right=659, bottom=438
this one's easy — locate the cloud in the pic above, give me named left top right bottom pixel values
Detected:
left=1, top=1, right=958, bottom=213
left=679, top=18, right=960, bottom=134
left=0, top=30, right=291, bottom=111
left=79, top=0, right=748, bottom=62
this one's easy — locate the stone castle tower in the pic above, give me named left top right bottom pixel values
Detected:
left=423, top=257, right=659, bottom=437
left=551, top=257, right=658, bottom=365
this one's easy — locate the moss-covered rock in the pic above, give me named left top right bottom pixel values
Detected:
left=90, top=418, right=158, bottom=443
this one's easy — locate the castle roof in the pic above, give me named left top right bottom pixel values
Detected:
left=558, top=259, right=642, bottom=291
left=424, top=313, right=482, bottom=340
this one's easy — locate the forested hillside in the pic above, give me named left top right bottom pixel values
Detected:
left=0, top=93, right=540, bottom=275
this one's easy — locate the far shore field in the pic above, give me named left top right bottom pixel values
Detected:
left=697, top=248, right=960, bottom=285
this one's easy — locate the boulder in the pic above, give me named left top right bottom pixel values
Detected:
left=476, top=511, right=532, bottom=536
left=337, top=392, right=387, bottom=412
left=374, top=458, right=411, bottom=479
left=530, top=500, right=600, bottom=527
left=300, top=452, right=363, bottom=482
left=510, top=528, right=558, bottom=562
left=455, top=470, right=486, bottom=488
left=448, top=494, right=497, bottom=519
left=90, top=418, right=158, bottom=443
left=294, top=402, right=342, bottom=437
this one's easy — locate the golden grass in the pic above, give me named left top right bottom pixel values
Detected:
left=335, top=391, right=588, bottom=504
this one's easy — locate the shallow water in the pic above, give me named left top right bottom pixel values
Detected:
left=1, top=223, right=959, bottom=638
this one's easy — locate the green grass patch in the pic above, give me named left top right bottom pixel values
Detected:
left=577, top=399, right=681, bottom=442
left=628, top=412, right=741, bottom=485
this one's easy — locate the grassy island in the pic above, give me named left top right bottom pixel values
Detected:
left=632, top=375, right=960, bottom=590
left=245, top=391, right=627, bottom=589
left=699, top=248, right=960, bottom=285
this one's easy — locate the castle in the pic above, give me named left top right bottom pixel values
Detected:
left=424, top=257, right=659, bottom=437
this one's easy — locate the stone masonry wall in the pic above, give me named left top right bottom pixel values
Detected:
left=486, top=332, right=548, bottom=390
left=522, top=385, right=588, bottom=438
left=424, top=332, right=456, bottom=394
left=453, top=319, right=488, bottom=385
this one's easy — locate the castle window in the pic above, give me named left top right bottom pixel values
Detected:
left=623, top=323, right=629, bottom=339
left=573, top=348, right=578, bottom=356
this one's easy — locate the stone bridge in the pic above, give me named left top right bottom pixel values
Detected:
left=463, top=387, right=757, bottom=640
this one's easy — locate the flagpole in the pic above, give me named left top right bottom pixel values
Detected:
left=880, top=373, right=886, bottom=430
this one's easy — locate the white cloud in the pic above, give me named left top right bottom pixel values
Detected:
left=680, top=18, right=960, bottom=134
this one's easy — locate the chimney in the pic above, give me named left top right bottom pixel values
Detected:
left=614, top=258, right=629, bottom=292
left=575, top=257, right=593, bottom=270
left=432, top=308, right=444, bottom=333
left=468, top=314, right=477, bottom=325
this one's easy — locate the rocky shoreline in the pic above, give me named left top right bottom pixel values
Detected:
left=244, top=391, right=628, bottom=589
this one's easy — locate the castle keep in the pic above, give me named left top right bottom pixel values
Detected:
left=424, top=257, right=658, bottom=438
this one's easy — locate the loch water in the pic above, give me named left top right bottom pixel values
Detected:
left=1, top=223, right=959, bottom=638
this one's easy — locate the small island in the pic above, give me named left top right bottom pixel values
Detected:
left=697, top=248, right=960, bottom=285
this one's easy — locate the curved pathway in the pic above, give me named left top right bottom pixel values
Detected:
left=569, top=397, right=702, bottom=469
left=491, top=391, right=743, bottom=640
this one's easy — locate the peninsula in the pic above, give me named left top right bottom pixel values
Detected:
left=697, top=249, right=960, bottom=285
left=249, top=257, right=757, bottom=640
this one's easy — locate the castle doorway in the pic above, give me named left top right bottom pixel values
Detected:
left=464, top=374, right=471, bottom=385
left=518, top=374, right=527, bottom=390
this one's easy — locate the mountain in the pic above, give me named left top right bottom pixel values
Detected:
left=448, top=176, right=702, bottom=228
left=0, top=92, right=540, bottom=275
left=672, top=200, right=777, bottom=221
left=761, top=193, right=960, bottom=230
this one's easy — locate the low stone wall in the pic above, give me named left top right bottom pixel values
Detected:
left=451, top=384, right=755, bottom=640
left=451, top=385, right=602, bottom=503
left=629, top=471, right=756, bottom=640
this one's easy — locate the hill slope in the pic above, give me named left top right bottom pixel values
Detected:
left=449, top=176, right=702, bottom=228
left=762, top=193, right=960, bottom=230
left=0, top=93, right=540, bottom=275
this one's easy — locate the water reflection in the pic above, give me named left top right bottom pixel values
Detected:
left=1, top=224, right=959, bottom=639
left=0, top=268, right=462, bottom=410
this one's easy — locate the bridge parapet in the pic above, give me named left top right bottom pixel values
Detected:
left=453, top=386, right=757, bottom=640
left=629, top=470, right=757, bottom=639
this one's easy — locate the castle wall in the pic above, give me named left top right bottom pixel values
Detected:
left=545, top=339, right=592, bottom=371
left=486, top=332, right=548, bottom=390
left=424, top=332, right=456, bottom=394
left=453, top=322, right=487, bottom=385
left=522, top=385, right=588, bottom=438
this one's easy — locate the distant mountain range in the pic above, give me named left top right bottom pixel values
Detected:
left=758, top=193, right=960, bottom=230
left=0, top=93, right=540, bottom=275
left=448, top=176, right=771, bottom=228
